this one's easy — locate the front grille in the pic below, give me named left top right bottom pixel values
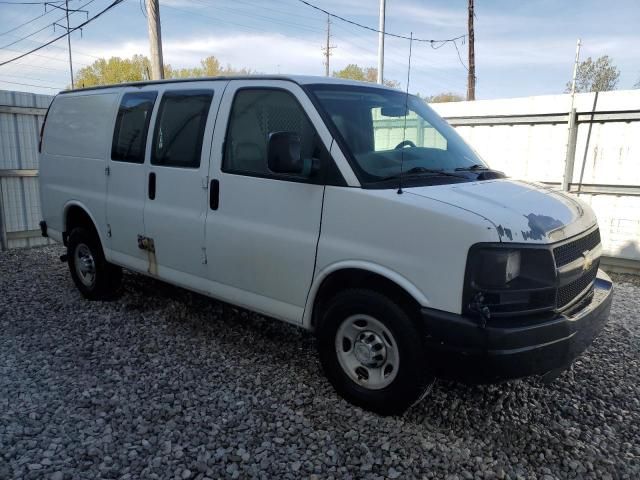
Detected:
left=557, top=261, right=599, bottom=308
left=553, top=228, right=601, bottom=267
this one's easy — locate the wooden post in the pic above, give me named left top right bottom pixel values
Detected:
left=466, top=0, right=475, bottom=101
left=146, top=0, right=165, bottom=80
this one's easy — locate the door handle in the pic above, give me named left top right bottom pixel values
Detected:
left=210, top=179, right=219, bottom=210
left=148, top=172, right=156, bottom=200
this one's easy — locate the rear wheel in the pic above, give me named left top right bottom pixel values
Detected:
left=317, top=289, right=434, bottom=415
left=67, top=227, right=122, bottom=300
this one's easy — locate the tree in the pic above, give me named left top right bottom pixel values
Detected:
left=74, top=55, right=151, bottom=88
left=74, top=55, right=252, bottom=87
left=422, top=92, right=465, bottom=103
left=332, top=64, right=400, bottom=89
left=566, top=55, right=620, bottom=93
left=165, top=56, right=254, bottom=78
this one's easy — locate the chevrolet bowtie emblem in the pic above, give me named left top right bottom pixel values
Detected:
left=582, top=250, right=593, bottom=271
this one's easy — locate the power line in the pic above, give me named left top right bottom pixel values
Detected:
left=0, top=0, right=95, bottom=51
left=452, top=38, right=468, bottom=71
left=239, top=0, right=321, bottom=23
left=1, top=43, right=90, bottom=66
left=0, top=1, right=62, bottom=4
left=163, top=2, right=317, bottom=47
left=2, top=33, right=102, bottom=60
left=186, top=0, right=324, bottom=35
left=0, top=0, right=124, bottom=67
left=296, top=0, right=466, bottom=44
left=0, top=4, right=56, bottom=36
left=3, top=57, right=77, bottom=72
left=46, top=0, right=92, bottom=88
left=0, top=71, right=59, bottom=82
left=0, top=78, right=62, bottom=89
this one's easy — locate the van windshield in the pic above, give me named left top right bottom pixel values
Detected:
left=307, top=84, right=487, bottom=186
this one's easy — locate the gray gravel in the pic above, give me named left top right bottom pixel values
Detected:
left=1, top=246, right=639, bottom=480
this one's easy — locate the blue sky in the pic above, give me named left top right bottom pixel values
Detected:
left=0, top=0, right=638, bottom=98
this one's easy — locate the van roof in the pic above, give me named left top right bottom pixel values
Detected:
left=59, top=74, right=399, bottom=95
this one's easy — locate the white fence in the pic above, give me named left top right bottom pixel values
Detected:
left=1, top=88, right=639, bottom=271
left=0, top=90, right=53, bottom=250
left=433, top=89, right=640, bottom=270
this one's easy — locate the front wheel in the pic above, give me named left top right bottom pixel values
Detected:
left=317, top=289, right=434, bottom=415
left=67, top=227, right=122, bottom=300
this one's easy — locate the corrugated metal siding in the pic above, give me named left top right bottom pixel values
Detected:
left=433, top=90, right=640, bottom=264
left=0, top=89, right=53, bottom=249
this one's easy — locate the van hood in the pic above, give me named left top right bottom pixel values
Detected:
left=405, top=179, right=597, bottom=243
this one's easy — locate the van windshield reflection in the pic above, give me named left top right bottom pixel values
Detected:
left=308, top=85, right=487, bottom=185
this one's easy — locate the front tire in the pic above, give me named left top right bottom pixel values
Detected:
left=317, top=289, right=434, bottom=415
left=67, top=227, right=122, bottom=300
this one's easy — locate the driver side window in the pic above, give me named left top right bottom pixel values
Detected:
left=372, top=107, right=447, bottom=151
left=223, top=88, right=320, bottom=178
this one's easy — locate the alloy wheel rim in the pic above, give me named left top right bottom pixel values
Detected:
left=335, top=314, right=399, bottom=390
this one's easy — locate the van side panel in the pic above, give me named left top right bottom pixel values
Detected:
left=40, top=92, right=119, bottom=241
left=307, top=186, right=500, bottom=325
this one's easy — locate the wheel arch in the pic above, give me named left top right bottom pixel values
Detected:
left=304, top=262, right=429, bottom=330
left=63, top=201, right=104, bottom=248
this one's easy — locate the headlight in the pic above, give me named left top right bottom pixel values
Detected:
left=476, top=249, right=521, bottom=288
left=464, top=245, right=556, bottom=318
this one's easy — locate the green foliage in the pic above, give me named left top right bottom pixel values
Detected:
left=566, top=55, right=620, bottom=93
left=164, top=56, right=254, bottom=79
left=74, top=54, right=151, bottom=88
left=73, top=55, right=253, bottom=88
left=420, top=92, right=465, bottom=103
left=332, top=64, right=400, bottom=89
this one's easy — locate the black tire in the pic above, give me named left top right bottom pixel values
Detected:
left=67, top=226, right=122, bottom=300
left=317, top=289, right=434, bottom=415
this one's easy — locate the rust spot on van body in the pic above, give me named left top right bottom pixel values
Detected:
left=146, top=239, right=157, bottom=276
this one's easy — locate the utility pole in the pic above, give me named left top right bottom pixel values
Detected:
left=466, top=0, right=476, bottom=100
left=321, top=14, right=336, bottom=77
left=64, top=0, right=74, bottom=88
left=48, top=1, right=88, bottom=89
left=146, top=0, right=165, bottom=80
left=377, top=0, right=386, bottom=84
left=562, top=38, right=582, bottom=191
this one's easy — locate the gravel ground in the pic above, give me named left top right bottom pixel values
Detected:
left=1, top=246, right=639, bottom=480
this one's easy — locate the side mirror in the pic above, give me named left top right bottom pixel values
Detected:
left=267, top=131, right=303, bottom=174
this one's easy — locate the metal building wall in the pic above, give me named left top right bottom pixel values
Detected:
left=0, top=90, right=53, bottom=250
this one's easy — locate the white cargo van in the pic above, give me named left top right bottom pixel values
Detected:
left=39, top=76, right=613, bottom=414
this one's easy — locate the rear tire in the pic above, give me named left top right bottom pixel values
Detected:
left=317, top=289, right=434, bottom=415
left=67, top=227, right=122, bottom=300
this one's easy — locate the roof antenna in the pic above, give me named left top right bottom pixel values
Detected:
left=397, top=32, right=413, bottom=195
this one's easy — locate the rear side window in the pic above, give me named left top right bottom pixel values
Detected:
left=151, top=90, right=213, bottom=168
left=111, top=91, right=157, bottom=163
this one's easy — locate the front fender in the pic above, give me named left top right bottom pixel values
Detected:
left=302, top=260, right=430, bottom=329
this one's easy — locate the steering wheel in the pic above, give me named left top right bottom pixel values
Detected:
left=394, top=140, right=416, bottom=149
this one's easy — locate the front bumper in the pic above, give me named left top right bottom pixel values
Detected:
left=421, top=269, right=613, bottom=383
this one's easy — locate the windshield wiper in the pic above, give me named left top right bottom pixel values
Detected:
left=454, top=164, right=489, bottom=171
left=377, top=166, right=467, bottom=182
